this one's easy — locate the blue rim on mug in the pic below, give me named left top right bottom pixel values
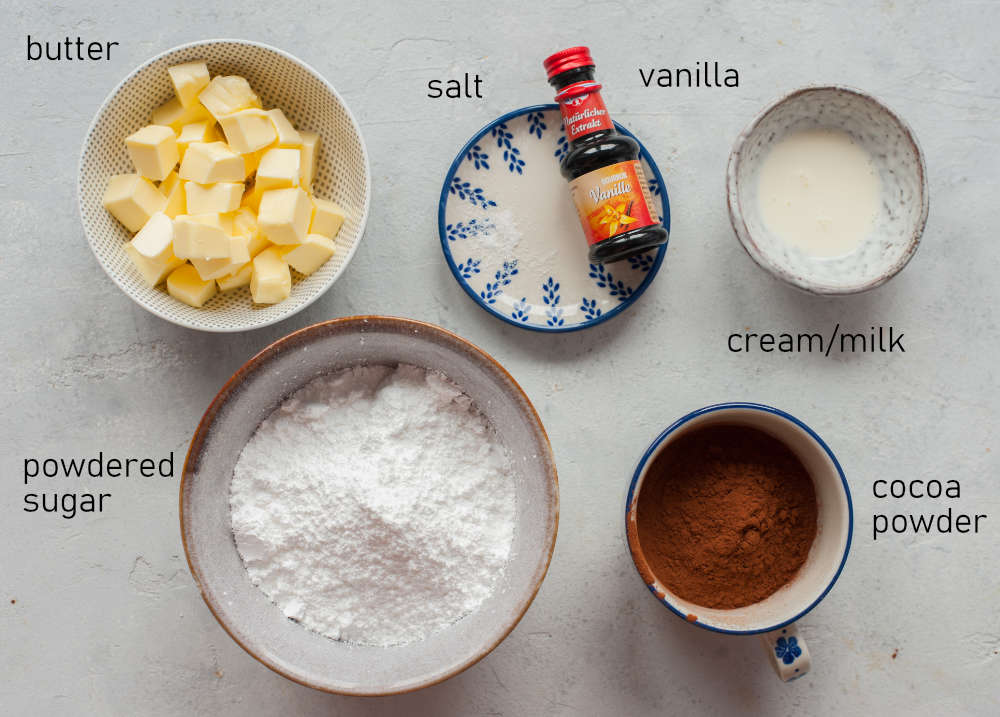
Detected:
left=438, top=104, right=671, bottom=333
left=624, top=402, right=853, bottom=635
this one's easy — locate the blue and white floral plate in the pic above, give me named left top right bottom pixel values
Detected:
left=439, top=105, right=671, bottom=332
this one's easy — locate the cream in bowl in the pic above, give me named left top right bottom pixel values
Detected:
left=727, top=86, right=928, bottom=294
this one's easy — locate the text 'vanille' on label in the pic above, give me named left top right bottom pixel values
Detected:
left=639, top=62, right=739, bottom=88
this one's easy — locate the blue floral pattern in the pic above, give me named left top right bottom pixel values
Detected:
left=479, top=260, right=518, bottom=305
left=446, top=218, right=495, bottom=242
left=554, top=135, right=569, bottom=162
left=526, top=111, right=547, bottom=139
left=579, top=297, right=602, bottom=320
left=541, top=277, right=563, bottom=327
left=774, top=636, right=802, bottom=665
left=511, top=297, right=531, bottom=322
left=456, top=258, right=481, bottom=279
left=466, top=144, right=490, bottom=170
left=450, top=176, right=497, bottom=209
left=589, top=264, right=635, bottom=302
left=627, top=251, right=656, bottom=272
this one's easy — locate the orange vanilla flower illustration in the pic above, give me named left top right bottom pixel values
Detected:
left=597, top=202, right=637, bottom=237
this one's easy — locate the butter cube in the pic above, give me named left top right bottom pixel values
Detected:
left=184, top=181, right=243, bottom=214
left=217, top=262, right=253, bottom=291
left=167, top=263, right=218, bottom=308
left=198, top=75, right=261, bottom=119
left=242, top=183, right=265, bottom=213
left=309, top=198, right=346, bottom=239
left=123, top=243, right=184, bottom=287
left=179, top=142, right=245, bottom=183
left=103, top=174, right=167, bottom=232
left=242, top=149, right=265, bottom=178
left=281, top=234, right=335, bottom=275
left=266, top=109, right=302, bottom=147
left=258, top=187, right=312, bottom=245
left=177, top=121, right=220, bottom=161
left=191, top=238, right=250, bottom=280
left=158, top=171, right=186, bottom=218
left=232, top=206, right=259, bottom=240
left=219, top=109, right=277, bottom=154
left=250, top=247, right=291, bottom=304
left=130, top=212, right=174, bottom=262
left=299, top=131, right=320, bottom=191
left=256, top=148, right=301, bottom=192
left=168, top=61, right=210, bottom=108
left=151, top=96, right=211, bottom=132
left=126, top=125, right=179, bottom=181
left=173, top=214, right=232, bottom=259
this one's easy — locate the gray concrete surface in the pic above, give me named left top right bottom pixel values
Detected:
left=2, top=1, right=998, bottom=714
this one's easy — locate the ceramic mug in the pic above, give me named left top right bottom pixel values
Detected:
left=625, top=403, right=853, bottom=681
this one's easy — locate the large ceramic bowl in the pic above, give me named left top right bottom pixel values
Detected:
left=727, top=86, right=928, bottom=294
left=181, top=317, right=558, bottom=695
left=78, top=39, right=370, bottom=331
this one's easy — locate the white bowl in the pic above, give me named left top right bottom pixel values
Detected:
left=181, top=317, right=559, bottom=695
left=78, top=39, right=371, bottom=331
left=727, top=86, right=928, bottom=294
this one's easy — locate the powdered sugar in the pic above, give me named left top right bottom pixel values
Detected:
left=229, top=364, right=517, bottom=647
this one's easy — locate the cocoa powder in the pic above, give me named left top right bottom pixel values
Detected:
left=635, top=424, right=818, bottom=609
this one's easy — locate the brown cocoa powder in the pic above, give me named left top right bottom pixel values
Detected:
left=635, top=424, right=818, bottom=609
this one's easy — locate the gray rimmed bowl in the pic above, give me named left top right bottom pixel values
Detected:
left=727, top=85, right=928, bottom=294
left=181, top=316, right=559, bottom=695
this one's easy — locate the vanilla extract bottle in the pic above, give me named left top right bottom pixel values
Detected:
left=544, top=46, right=669, bottom=264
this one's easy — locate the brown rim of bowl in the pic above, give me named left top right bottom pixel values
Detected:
left=726, top=84, right=929, bottom=295
left=179, top=315, right=560, bottom=696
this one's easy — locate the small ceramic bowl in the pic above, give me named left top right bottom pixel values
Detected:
left=625, top=403, right=853, bottom=681
left=727, top=86, right=928, bottom=294
left=181, top=316, right=558, bottom=695
left=78, top=39, right=371, bottom=331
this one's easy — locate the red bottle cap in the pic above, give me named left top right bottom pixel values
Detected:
left=543, top=46, right=595, bottom=80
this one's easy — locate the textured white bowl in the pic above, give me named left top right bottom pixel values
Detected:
left=727, top=86, right=928, bottom=294
left=181, top=317, right=559, bottom=695
left=78, top=39, right=371, bottom=331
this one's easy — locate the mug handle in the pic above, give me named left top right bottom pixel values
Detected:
left=759, top=623, right=811, bottom=681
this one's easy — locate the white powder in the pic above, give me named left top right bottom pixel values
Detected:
left=229, top=364, right=517, bottom=647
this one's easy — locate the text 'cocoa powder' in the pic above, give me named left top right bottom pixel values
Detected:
left=635, top=424, right=818, bottom=609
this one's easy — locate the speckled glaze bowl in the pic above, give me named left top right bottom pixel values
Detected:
left=727, top=86, right=928, bottom=294
left=181, top=317, right=558, bottom=695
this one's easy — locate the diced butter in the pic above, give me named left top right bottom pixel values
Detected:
left=280, top=234, right=335, bottom=275
left=266, top=109, right=302, bottom=147
left=241, top=183, right=264, bottom=213
left=189, top=234, right=251, bottom=280
left=130, top=212, right=174, bottom=262
left=309, top=198, right=346, bottom=239
left=198, top=75, right=261, bottom=119
left=242, top=149, right=265, bottom=178
left=184, top=181, right=243, bottom=214
left=176, top=121, right=220, bottom=161
left=151, top=96, right=211, bottom=132
left=256, top=148, right=301, bottom=192
left=178, top=142, right=245, bottom=183
left=250, top=247, right=291, bottom=304
left=219, top=109, right=277, bottom=154
left=298, top=130, right=320, bottom=191
left=125, top=125, right=179, bottom=181
left=124, top=243, right=184, bottom=287
left=173, top=214, right=232, bottom=259
left=232, top=206, right=259, bottom=239
left=258, top=187, right=312, bottom=245
left=216, top=262, right=253, bottom=291
left=167, top=263, right=218, bottom=307
left=168, top=61, right=211, bottom=108
left=158, top=171, right=186, bottom=218
left=103, top=174, right=167, bottom=233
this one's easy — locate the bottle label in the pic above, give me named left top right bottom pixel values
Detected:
left=557, top=82, right=614, bottom=140
left=568, top=160, right=658, bottom=246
